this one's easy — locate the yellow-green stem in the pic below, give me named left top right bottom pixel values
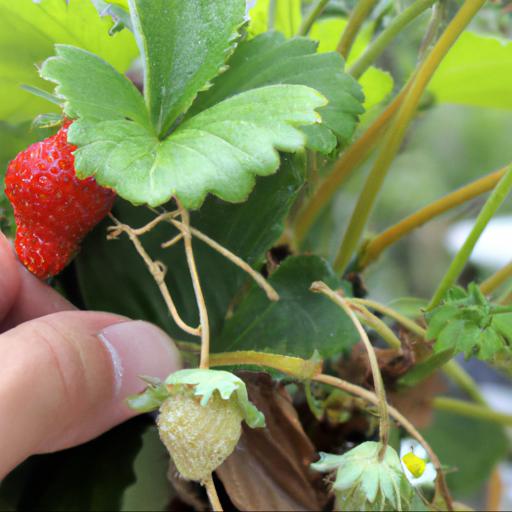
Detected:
left=334, top=0, right=487, bottom=274
left=429, top=165, right=512, bottom=309
left=358, top=167, right=506, bottom=270
left=434, top=397, right=512, bottom=426
left=442, top=360, right=486, bottom=405
left=349, top=0, right=437, bottom=78
left=480, top=260, right=512, bottom=296
left=294, top=89, right=407, bottom=245
left=337, top=0, right=378, bottom=58
left=297, top=0, right=330, bottom=36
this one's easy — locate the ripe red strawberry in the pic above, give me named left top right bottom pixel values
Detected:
left=4, top=121, right=115, bottom=279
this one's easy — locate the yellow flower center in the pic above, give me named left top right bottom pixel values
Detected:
left=402, top=452, right=426, bottom=478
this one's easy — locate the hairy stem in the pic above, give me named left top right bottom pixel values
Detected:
left=358, top=167, right=507, bottom=269
left=178, top=206, right=210, bottom=369
left=311, top=281, right=390, bottom=459
left=170, top=220, right=279, bottom=301
left=348, top=301, right=403, bottom=350
left=334, top=0, right=487, bottom=274
left=481, top=260, right=512, bottom=296
left=107, top=215, right=200, bottom=337
left=294, top=89, right=408, bottom=244
left=349, top=0, right=437, bottom=78
left=429, top=164, right=512, bottom=309
left=313, top=373, right=453, bottom=510
left=297, top=0, right=330, bottom=36
left=434, top=397, right=512, bottom=426
left=337, top=0, right=378, bottom=58
left=204, top=475, right=223, bottom=512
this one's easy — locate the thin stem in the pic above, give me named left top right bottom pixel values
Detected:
left=161, top=232, right=184, bottom=249
left=210, top=350, right=323, bottom=379
left=358, top=167, right=507, bottom=269
left=178, top=206, right=211, bottom=369
left=204, top=474, right=223, bottom=512
left=107, top=216, right=200, bottom=337
left=337, top=0, right=378, bottom=58
left=433, top=397, right=512, bottom=426
left=429, top=165, right=512, bottom=309
left=418, top=0, right=447, bottom=61
left=268, top=0, right=277, bottom=31
left=171, top=220, right=279, bottom=302
left=349, top=301, right=403, bottom=350
left=334, top=0, right=488, bottom=275
left=442, top=360, right=486, bottom=405
left=310, top=281, right=390, bottom=459
left=350, top=298, right=426, bottom=337
left=349, top=0, right=436, bottom=78
left=480, top=260, right=512, bottom=296
left=294, top=88, right=408, bottom=245
left=297, top=0, right=330, bottom=36
left=313, top=373, right=453, bottom=510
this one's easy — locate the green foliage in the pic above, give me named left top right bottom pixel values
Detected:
left=425, top=284, right=512, bottom=361
left=422, top=410, right=508, bottom=496
left=429, top=32, right=512, bottom=110
left=190, top=32, right=364, bottom=154
left=0, top=0, right=137, bottom=123
left=309, top=17, right=394, bottom=110
left=75, top=154, right=305, bottom=341
left=41, top=43, right=325, bottom=208
left=128, top=0, right=246, bottom=137
left=216, top=255, right=359, bottom=358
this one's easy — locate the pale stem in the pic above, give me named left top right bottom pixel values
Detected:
left=334, top=0, right=488, bottom=274
left=337, top=0, right=378, bottom=59
left=434, top=397, right=512, bottom=426
left=310, top=281, right=390, bottom=459
left=204, top=474, right=223, bottom=512
left=161, top=232, right=184, bottom=249
left=170, top=220, right=279, bottom=302
left=107, top=215, right=200, bottom=337
left=349, top=0, right=437, bottom=78
left=313, top=373, right=453, bottom=511
left=177, top=205, right=211, bottom=369
left=429, top=165, right=512, bottom=309
left=480, top=260, right=512, bottom=296
left=297, top=0, right=330, bottom=36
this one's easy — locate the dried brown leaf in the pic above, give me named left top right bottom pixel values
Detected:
left=216, top=372, right=327, bottom=512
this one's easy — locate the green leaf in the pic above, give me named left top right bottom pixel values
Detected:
left=165, top=369, right=265, bottom=428
left=74, top=154, right=305, bottom=342
left=190, top=32, right=364, bottom=154
left=398, top=349, right=454, bottom=388
left=0, top=0, right=137, bottom=123
left=422, top=410, right=508, bottom=495
left=215, top=255, right=359, bottom=358
left=429, top=32, right=512, bottom=110
left=0, top=417, right=149, bottom=511
left=128, top=0, right=246, bottom=136
left=68, top=84, right=324, bottom=208
left=248, top=0, right=302, bottom=37
left=41, top=45, right=150, bottom=127
left=309, top=17, right=394, bottom=110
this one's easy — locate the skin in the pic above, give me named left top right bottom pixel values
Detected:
left=0, top=232, right=181, bottom=479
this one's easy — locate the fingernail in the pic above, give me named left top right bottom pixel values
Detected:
left=98, top=320, right=181, bottom=397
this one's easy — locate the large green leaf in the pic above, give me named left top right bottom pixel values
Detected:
left=190, top=32, right=364, bottom=154
left=75, top=154, right=305, bottom=341
left=309, top=17, right=394, bottom=110
left=422, top=410, right=508, bottom=495
left=248, top=0, right=302, bottom=37
left=0, top=417, right=148, bottom=511
left=215, top=255, right=359, bottom=358
left=41, top=44, right=324, bottom=208
left=429, top=32, right=512, bottom=110
left=0, top=0, right=137, bottom=123
left=128, top=0, right=246, bottom=136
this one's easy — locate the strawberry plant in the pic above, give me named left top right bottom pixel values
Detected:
left=1, top=0, right=512, bottom=510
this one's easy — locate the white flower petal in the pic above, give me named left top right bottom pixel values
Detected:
left=400, top=438, right=420, bottom=459
left=410, top=463, right=437, bottom=487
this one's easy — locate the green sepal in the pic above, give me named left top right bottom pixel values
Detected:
left=126, top=378, right=169, bottom=413
left=165, top=369, right=265, bottom=429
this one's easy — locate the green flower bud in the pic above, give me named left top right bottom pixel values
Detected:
left=312, top=441, right=414, bottom=511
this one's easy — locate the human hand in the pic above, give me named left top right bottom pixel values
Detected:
left=0, top=232, right=181, bottom=479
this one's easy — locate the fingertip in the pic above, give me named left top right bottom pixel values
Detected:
left=0, top=231, right=21, bottom=321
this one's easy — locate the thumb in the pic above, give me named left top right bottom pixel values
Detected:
left=0, top=311, right=181, bottom=478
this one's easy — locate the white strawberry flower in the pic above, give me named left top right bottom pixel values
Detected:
left=400, top=438, right=437, bottom=487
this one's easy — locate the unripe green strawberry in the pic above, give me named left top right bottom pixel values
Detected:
left=157, top=389, right=243, bottom=482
